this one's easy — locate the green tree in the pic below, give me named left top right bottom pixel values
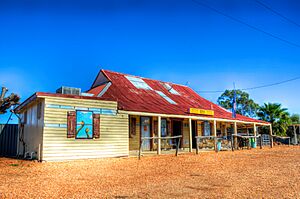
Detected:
left=286, top=113, right=300, bottom=138
left=257, top=103, right=291, bottom=136
left=217, top=89, right=259, bottom=118
left=290, top=113, right=300, bottom=124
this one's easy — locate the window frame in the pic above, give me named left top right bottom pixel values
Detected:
left=75, top=110, right=94, bottom=139
left=203, top=121, right=211, bottom=136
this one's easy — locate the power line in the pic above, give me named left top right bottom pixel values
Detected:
left=196, top=76, right=300, bottom=93
left=255, top=0, right=300, bottom=29
left=240, top=76, right=300, bottom=91
left=196, top=89, right=225, bottom=94
left=191, top=0, right=300, bottom=48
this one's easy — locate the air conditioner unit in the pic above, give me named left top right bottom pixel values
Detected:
left=56, top=86, right=81, bottom=95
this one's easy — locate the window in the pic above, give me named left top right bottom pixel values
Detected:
left=76, top=111, right=93, bottom=139
left=37, top=102, right=42, bottom=119
left=163, top=83, right=180, bottom=95
left=154, top=119, right=168, bottom=137
left=129, top=117, right=137, bottom=138
left=67, top=111, right=100, bottom=139
left=156, top=91, right=176, bottom=104
left=161, top=119, right=167, bottom=137
left=204, top=121, right=211, bottom=136
left=125, top=76, right=152, bottom=90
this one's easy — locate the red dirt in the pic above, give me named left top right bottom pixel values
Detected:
left=0, top=146, right=299, bottom=198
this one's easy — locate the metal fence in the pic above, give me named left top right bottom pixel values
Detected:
left=257, top=134, right=270, bottom=146
left=0, top=124, right=18, bottom=157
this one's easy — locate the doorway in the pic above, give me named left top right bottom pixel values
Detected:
left=192, top=120, right=197, bottom=148
left=172, top=120, right=182, bottom=148
left=141, top=117, right=151, bottom=150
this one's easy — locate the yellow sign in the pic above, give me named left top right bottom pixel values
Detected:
left=189, top=108, right=214, bottom=116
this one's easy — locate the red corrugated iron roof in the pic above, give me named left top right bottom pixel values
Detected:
left=87, top=84, right=107, bottom=96
left=88, top=69, right=269, bottom=124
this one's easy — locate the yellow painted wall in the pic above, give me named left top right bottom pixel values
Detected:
left=197, top=121, right=203, bottom=136
left=182, top=119, right=190, bottom=148
left=42, top=96, right=128, bottom=161
left=129, top=115, right=140, bottom=150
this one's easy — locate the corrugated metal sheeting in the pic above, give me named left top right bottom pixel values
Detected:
left=0, top=124, right=18, bottom=157
left=42, top=96, right=129, bottom=161
left=88, top=70, right=268, bottom=124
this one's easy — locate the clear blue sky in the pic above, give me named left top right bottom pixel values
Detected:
left=1, top=0, right=300, bottom=123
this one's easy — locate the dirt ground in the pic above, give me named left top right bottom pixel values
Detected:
left=0, top=146, right=299, bottom=199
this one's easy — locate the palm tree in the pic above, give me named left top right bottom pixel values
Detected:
left=257, top=103, right=291, bottom=136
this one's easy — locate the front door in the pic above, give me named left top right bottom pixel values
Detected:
left=192, top=120, right=197, bottom=148
left=141, top=117, right=151, bottom=150
left=172, top=120, right=183, bottom=148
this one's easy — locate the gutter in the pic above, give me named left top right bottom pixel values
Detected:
left=118, top=110, right=271, bottom=126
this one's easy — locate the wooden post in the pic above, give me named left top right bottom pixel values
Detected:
left=294, top=125, right=298, bottom=145
left=213, top=120, right=217, bottom=152
left=224, top=123, right=228, bottom=137
left=260, top=135, right=263, bottom=149
left=176, top=137, right=180, bottom=156
left=157, top=116, right=161, bottom=155
left=269, top=124, right=273, bottom=148
left=253, top=123, right=257, bottom=149
left=246, top=128, right=250, bottom=149
left=231, top=134, right=234, bottom=151
left=189, top=118, right=193, bottom=152
left=38, top=144, right=41, bottom=162
left=195, top=137, right=199, bottom=154
left=234, top=122, right=238, bottom=149
left=139, top=139, right=143, bottom=160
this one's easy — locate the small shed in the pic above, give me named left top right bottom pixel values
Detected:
left=15, top=92, right=128, bottom=161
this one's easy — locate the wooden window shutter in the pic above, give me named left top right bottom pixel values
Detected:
left=93, top=114, right=100, bottom=139
left=67, top=111, right=76, bottom=138
left=129, top=117, right=136, bottom=138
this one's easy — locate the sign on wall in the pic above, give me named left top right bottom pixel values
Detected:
left=189, top=108, right=214, bottom=116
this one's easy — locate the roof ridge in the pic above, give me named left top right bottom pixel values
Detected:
left=102, top=69, right=189, bottom=88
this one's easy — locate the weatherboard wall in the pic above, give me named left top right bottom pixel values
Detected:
left=17, top=99, right=45, bottom=159
left=42, top=96, right=129, bottom=161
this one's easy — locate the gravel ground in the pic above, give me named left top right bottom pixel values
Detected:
left=0, top=146, right=299, bottom=198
